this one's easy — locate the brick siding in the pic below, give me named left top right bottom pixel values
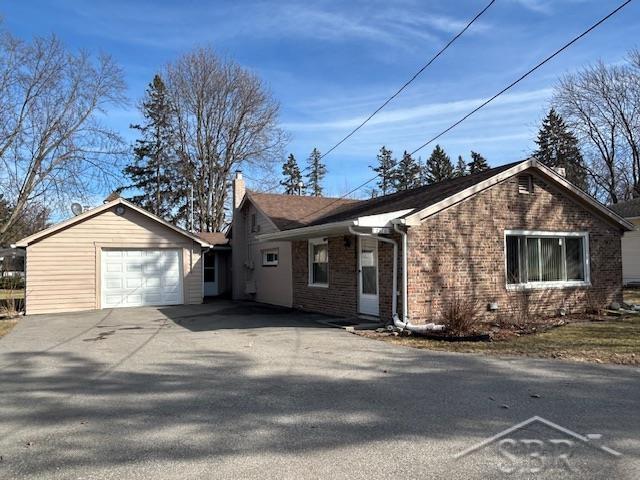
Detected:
left=291, top=173, right=624, bottom=324
left=407, top=174, right=623, bottom=323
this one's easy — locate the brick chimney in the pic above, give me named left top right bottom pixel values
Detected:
left=233, top=170, right=246, bottom=210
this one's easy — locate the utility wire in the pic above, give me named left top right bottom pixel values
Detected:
left=410, top=0, right=633, bottom=155
left=260, top=0, right=496, bottom=193
left=319, top=0, right=496, bottom=161
left=271, top=0, right=633, bottom=230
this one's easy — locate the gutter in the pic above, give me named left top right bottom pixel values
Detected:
left=257, top=220, right=355, bottom=242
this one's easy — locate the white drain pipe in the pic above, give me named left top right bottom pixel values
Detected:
left=392, top=221, right=445, bottom=333
left=349, top=225, right=444, bottom=333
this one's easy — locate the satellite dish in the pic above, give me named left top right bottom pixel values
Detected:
left=71, top=203, right=83, bottom=216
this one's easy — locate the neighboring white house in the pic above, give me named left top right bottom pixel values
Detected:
left=610, top=198, right=640, bottom=285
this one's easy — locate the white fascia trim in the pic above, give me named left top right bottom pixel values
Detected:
left=354, top=209, right=414, bottom=227
left=256, top=220, right=356, bottom=242
left=404, top=159, right=634, bottom=231
left=404, top=160, right=537, bottom=225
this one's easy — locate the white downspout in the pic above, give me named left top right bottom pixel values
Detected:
left=348, top=226, right=397, bottom=318
left=392, top=221, right=445, bottom=333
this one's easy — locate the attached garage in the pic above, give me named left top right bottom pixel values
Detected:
left=15, top=198, right=211, bottom=315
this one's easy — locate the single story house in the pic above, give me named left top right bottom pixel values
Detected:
left=15, top=197, right=229, bottom=315
left=230, top=171, right=357, bottom=307
left=253, top=159, right=632, bottom=324
left=609, top=198, right=640, bottom=285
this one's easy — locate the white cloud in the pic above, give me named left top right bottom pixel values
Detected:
left=283, top=88, right=552, bottom=132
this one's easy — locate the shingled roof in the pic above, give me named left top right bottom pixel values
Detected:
left=303, top=161, right=522, bottom=228
left=247, top=191, right=359, bottom=230
left=609, top=197, right=640, bottom=219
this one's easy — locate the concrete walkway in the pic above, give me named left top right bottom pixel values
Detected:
left=0, top=301, right=638, bottom=479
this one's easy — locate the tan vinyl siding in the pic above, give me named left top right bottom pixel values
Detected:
left=621, top=218, right=640, bottom=285
left=25, top=206, right=204, bottom=315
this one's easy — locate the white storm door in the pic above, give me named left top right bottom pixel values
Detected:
left=358, top=237, right=379, bottom=316
left=101, top=249, right=183, bottom=308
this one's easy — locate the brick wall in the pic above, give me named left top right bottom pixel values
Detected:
left=292, top=236, right=358, bottom=318
left=406, top=174, right=624, bottom=323
left=291, top=234, right=401, bottom=322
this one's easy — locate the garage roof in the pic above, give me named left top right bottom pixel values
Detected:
left=15, top=198, right=211, bottom=247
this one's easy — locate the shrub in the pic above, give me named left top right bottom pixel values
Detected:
left=441, top=294, right=480, bottom=335
left=0, top=275, right=25, bottom=290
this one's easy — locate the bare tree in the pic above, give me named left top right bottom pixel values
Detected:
left=0, top=32, right=127, bottom=244
left=554, top=56, right=640, bottom=203
left=164, top=48, right=286, bottom=232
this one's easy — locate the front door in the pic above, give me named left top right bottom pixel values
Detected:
left=358, top=237, right=379, bottom=316
left=203, top=251, right=217, bottom=296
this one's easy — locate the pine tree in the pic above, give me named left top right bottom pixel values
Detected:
left=306, top=148, right=326, bottom=196
left=281, top=154, right=304, bottom=194
left=423, top=145, right=454, bottom=184
left=123, top=74, right=175, bottom=218
left=394, top=151, right=422, bottom=191
left=454, top=155, right=467, bottom=177
left=534, top=108, right=587, bottom=190
left=370, top=146, right=397, bottom=195
left=468, top=151, right=489, bottom=174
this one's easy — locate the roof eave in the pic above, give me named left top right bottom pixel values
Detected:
left=15, top=198, right=212, bottom=247
left=403, top=159, right=634, bottom=232
left=256, top=220, right=356, bottom=242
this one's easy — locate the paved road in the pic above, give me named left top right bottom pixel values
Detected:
left=0, top=301, right=638, bottom=479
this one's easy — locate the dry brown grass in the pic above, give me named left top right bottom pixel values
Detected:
left=357, top=315, right=640, bottom=366
left=0, top=318, right=17, bottom=338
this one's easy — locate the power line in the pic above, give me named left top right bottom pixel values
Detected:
left=272, top=0, right=633, bottom=230
left=260, top=0, right=496, bottom=193
left=319, top=0, right=496, bottom=161
left=410, top=0, right=633, bottom=155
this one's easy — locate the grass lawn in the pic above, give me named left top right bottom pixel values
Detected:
left=0, top=289, right=24, bottom=300
left=624, top=288, right=640, bottom=305
left=358, top=316, right=640, bottom=366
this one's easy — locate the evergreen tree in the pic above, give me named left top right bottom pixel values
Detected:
left=281, top=154, right=304, bottom=195
left=370, top=146, right=397, bottom=195
left=467, top=151, right=489, bottom=174
left=306, top=148, right=326, bottom=196
left=423, top=145, right=454, bottom=184
left=394, top=151, right=422, bottom=191
left=454, top=155, right=467, bottom=177
left=123, top=74, right=175, bottom=218
left=534, top=108, right=587, bottom=190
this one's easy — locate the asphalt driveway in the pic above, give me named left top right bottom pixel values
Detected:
left=0, top=301, right=638, bottom=479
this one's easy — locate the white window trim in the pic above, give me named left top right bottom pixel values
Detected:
left=308, top=237, right=329, bottom=288
left=261, top=248, right=279, bottom=267
left=503, top=230, right=591, bottom=290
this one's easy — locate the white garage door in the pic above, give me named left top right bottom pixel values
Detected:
left=101, top=249, right=183, bottom=308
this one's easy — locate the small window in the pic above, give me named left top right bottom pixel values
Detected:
left=262, top=248, right=279, bottom=267
left=518, top=175, right=533, bottom=194
left=308, top=238, right=328, bottom=286
left=250, top=214, right=257, bottom=232
left=505, top=232, right=588, bottom=288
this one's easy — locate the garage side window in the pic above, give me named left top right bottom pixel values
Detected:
left=308, top=238, right=328, bottom=286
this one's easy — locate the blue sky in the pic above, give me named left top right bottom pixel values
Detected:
left=3, top=0, right=639, bottom=198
